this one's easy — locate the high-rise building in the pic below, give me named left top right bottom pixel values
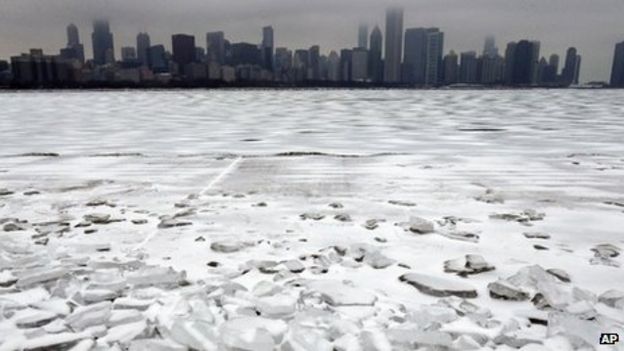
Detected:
left=483, top=36, right=498, bottom=57
left=206, top=31, right=226, bottom=65
left=561, top=47, right=581, bottom=86
left=63, top=24, right=85, bottom=63
left=340, top=49, right=353, bottom=82
left=327, top=51, right=341, bottom=82
left=274, top=47, right=292, bottom=82
left=504, top=42, right=517, bottom=85
left=262, top=26, right=274, bottom=71
left=383, top=7, right=403, bottom=83
left=459, top=51, right=478, bottom=84
left=403, top=28, right=427, bottom=84
left=121, top=47, right=137, bottom=62
left=358, top=25, right=368, bottom=49
left=443, top=51, right=458, bottom=85
left=481, top=54, right=504, bottom=84
left=610, top=42, right=624, bottom=87
left=171, top=34, right=196, bottom=69
left=92, top=20, right=115, bottom=65
left=195, top=47, right=206, bottom=63
left=308, top=45, right=320, bottom=80
left=351, top=47, right=368, bottom=82
left=424, top=29, right=444, bottom=85
left=509, top=40, right=540, bottom=86
left=147, top=45, right=167, bottom=73
left=230, top=43, right=262, bottom=66
left=293, top=49, right=309, bottom=81
left=368, top=26, right=383, bottom=83
left=67, top=24, right=80, bottom=47
left=136, top=32, right=151, bottom=66
left=549, top=54, right=560, bottom=74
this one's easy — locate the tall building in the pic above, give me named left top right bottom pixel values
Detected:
left=92, top=20, right=115, bottom=65
left=610, top=41, right=624, bottom=87
left=67, top=24, right=80, bottom=47
left=308, top=45, right=320, bottom=80
left=459, top=51, right=478, bottom=83
left=358, top=25, right=368, bottom=49
left=121, top=47, right=137, bottom=62
left=172, top=34, right=196, bottom=69
left=351, top=47, right=368, bottom=81
left=443, top=51, right=458, bottom=85
left=63, top=24, right=84, bottom=63
left=509, top=40, right=540, bottom=86
left=424, top=29, right=444, bottom=85
left=262, top=26, right=274, bottom=71
left=136, top=32, right=151, bottom=66
left=340, top=49, right=353, bottom=82
left=147, top=45, right=167, bottom=73
left=383, top=7, right=403, bottom=83
left=483, top=36, right=498, bottom=57
left=206, top=31, right=226, bottom=65
left=230, top=43, right=262, bottom=66
left=549, top=54, right=560, bottom=74
left=327, top=51, right=341, bottom=82
left=561, top=47, right=581, bottom=86
left=368, top=26, right=383, bottom=83
left=293, top=49, right=309, bottom=81
left=504, top=42, right=517, bottom=85
left=481, top=54, right=504, bottom=84
left=403, top=28, right=427, bottom=84
left=274, top=47, right=292, bottom=82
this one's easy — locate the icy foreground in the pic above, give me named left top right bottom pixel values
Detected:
left=0, top=90, right=623, bottom=350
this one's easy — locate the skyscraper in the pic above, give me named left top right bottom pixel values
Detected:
left=483, top=36, right=498, bottom=57
left=443, top=51, right=458, bottom=85
left=327, top=51, right=341, bottom=82
left=504, top=42, right=517, bottom=85
left=262, top=26, right=274, bottom=71
left=459, top=51, right=478, bottom=83
left=368, top=26, right=383, bottom=83
left=274, top=47, right=292, bottom=82
left=481, top=54, right=504, bottom=84
left=309, top=45, right=320, bottom=80
left=121, top=47, right=137, bottom=62
left=147, top=45, right=167, bottom=73
left=549, top=54, right=560, bottom=74
left=509, top=40, right=540, bottom=86
left=67, top=24, right=80, bottom=47
left=230, top=43, right=262, bottom=66
left=64, top=23, right=84, bottom=63
left=293, top=49, right=309, bottom=81
left=92, top=20, right=115, bottom=65
left=351, top=47, right=368, bottom=81
left=340, top=49, right=353, bottom=82
left=206, top=31, right=226, bottom=65
left=172, top=34, right=196, bottom=69
left=424, top=29, right=444, bottom=85
left=610, top=42, right=624, bottom=87
left=358, top=25, right=368, bottom=49
left=403, top=28, right=427, bottom=84
left=136, top=32, right=151, bottom=66
left=383, top=7, right=403, bottom=83
left=561, top=47, right=581, bottom=86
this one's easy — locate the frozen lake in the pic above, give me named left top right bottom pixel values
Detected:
left=0, top=89, right=623, bottom=350
left=1, top=89, right=624, bottom=157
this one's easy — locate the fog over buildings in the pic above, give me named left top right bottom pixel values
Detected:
left=0, top=0, right=623, bottom=82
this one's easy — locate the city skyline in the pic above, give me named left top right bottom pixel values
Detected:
left=1, top=8, right=608, bottom=88
left=1, top=0, right=623, bottom=82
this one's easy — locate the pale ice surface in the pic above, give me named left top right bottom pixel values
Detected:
left=0, top=89, right=623, bottom=350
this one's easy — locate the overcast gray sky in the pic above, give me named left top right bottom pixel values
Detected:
left=1, top=0, right=623, bottom=82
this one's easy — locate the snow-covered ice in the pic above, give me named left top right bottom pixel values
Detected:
left=0, top=89, right=623, bottom=350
